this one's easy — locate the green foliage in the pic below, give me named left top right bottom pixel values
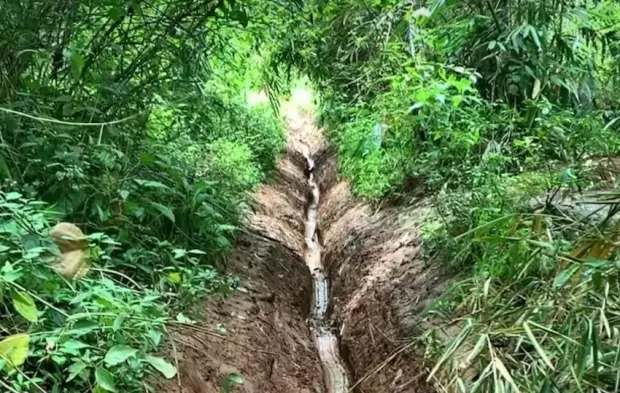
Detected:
left=0, top=0, right=294, bottom=391
left=289, top=0, right=620, bottom=198
left=0, top=192, right=172, bottom=392
left=207, top=139, right=263, bottom=194
left=422, top=187, right=620, bottom=393
left=283, top=0, right=620, bottom=391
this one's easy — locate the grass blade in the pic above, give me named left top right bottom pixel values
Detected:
left=523, top=322, right=555, bottom=371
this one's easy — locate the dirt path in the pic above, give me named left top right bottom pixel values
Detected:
left=162, top=109, right=325, bottom=393
left=316, top=150, right=448, bottom=393
left=302, top=145, right=349, bottom=393
left=162, top=105, right=449, bottom=393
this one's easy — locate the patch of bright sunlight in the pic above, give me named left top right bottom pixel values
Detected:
left=246, top=90, right=269, bottom=107
left=282, top=77, right=316, bottom=113
left=290, top=87, right=313, bottom=109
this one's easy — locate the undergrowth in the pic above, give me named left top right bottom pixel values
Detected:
left=0, top=0, right=294, bottom=391
left=283, top=0, right=620, bottom=391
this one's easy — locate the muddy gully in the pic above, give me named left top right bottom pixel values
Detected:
left=302, top=149, right=349, bottom=393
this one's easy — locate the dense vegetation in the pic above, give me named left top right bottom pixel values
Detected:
left=286, top=0, right=620, bottom=392
left=0, top=1, right=299, bottom=391
left=4, top=0, right=620, bottom=392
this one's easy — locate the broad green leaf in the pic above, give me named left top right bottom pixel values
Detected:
left=149, top=202, right=175, bottom=223
left=5, top=192, right=22, bottom=201
left=67, top=361, right=87, bottom=382
left=113, top=316, right=124, bottom=332
left=52, top=354, right=67, bottom=365
left=0, top=333, right=29, bottom=370
left=70, top=53, right=84, bottom=78
left=95, top=367, right=116, bottom=392
left=104, top=345, right=137, bottom=366
left=148, top=330, right=162, bottom=346
left=68, top=320, right=99, bottom=336
left=553, top=264, right=580, bottom=289
left=144, top=355, right=177, bottom=379
left=61, top=339, right=90, bottom=356
left=222, top=372, right=244, bottom=392
left=12, top=291, right=38, bottom=322
left=168, top=272, right=182, bottom=283
left=62, top=339, right=90, bottom=350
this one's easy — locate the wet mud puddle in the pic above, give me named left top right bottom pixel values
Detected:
left=303, top=150, right=349, bottom=393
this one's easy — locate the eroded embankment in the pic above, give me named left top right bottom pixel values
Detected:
left=303, top=150, right=349, bottom=393
left=163, top=109, right=449, bottom=393
left=163, top=144, right=325, bottom=393
left=315, top=150, right=449, bottom=393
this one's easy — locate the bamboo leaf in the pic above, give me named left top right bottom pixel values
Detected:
left=523, top=322, right=555, bottom=370
left=427, top=320, right=473, bottom=381
left=553, top=264, right=580, bottom=289
left=591, top=319, right=599, bottom=381
left=95, top=368, right=116, bottom=392
left=456, top=214, right=516, bottom=240
left=493, top=357, right=521, bottom=393
left=532, top=79, right=542, bottom=99
left=463, top=333, right=488, bottom=368
left=575, top=321, right=590, bottom=378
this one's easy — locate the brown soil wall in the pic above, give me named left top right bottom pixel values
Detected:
left=162, top=151, right=325, bottom=393
left=162, top=109, right=449, bottom=393
left=316, top=150, right=449, bottom=393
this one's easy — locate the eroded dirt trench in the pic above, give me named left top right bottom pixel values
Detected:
left=164, top=104, right=448, bottom=393
left=302, top=145, right=349, bottom=392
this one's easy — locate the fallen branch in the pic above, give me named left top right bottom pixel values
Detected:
left=168, top=321, right=281, bottom=356
left=348, top=341, right=416, bottom=392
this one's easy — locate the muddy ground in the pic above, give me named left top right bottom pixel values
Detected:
left=162, top=109, right=449, bottom=393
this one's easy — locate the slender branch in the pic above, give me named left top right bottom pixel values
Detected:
left=0, top=107, right=139, bottom=127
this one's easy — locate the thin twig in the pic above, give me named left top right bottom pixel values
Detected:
left=348, top=341, right=416, bottom=392
left=97, top=124, right=104, bottom=144
left=167, top=327, right=182, bottom=388
left=172, top=336, right=211, bottom=358
left=168, top=321, right=280, bottom=356
left=0, top=379, right=20, bottom=393
left=92, top=267, right=144, bottom=290
left=0, top=107, right=139, bottom=127
left=9, top=282, right=70, bottom=317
